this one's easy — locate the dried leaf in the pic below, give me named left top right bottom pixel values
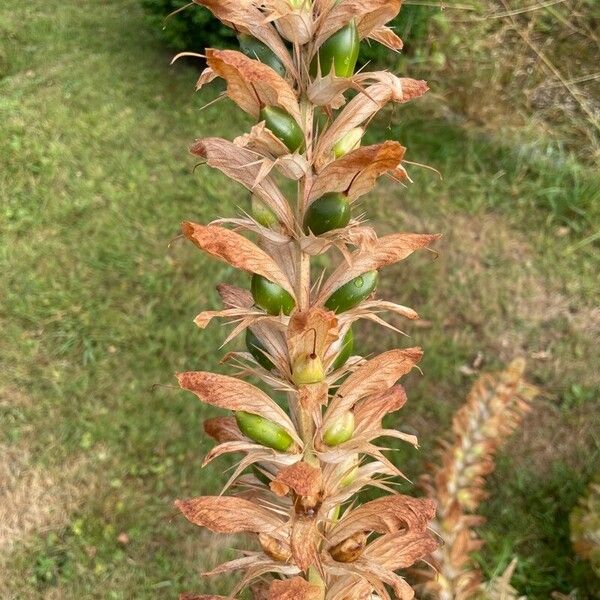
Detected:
left=265, top=1, right=314, bottom=45
left=314, top=75, right=428, bottom=168
left=290, top=515, right=321, bottom=572
left=191, top=138, right=294, bottom=229
left=193, top=307, right=263, bottom=330
left=182, top=222, right=295, bottom=297
left=313, top=0, right=402, bottom=50
left=217, top=283, right=254, bottom=308
left=308, top=142, right=406, bottom=202
left=353, top=385, right=407, bottom=434
left=323, top=348, right=423, bottom=428
left=203, top=416, right=244, bottom=443
left=202, top=439, right=282, bottom=467
left=270, top=462, right=323, bottom=499
left=365, top=529, right=439, bottom=570
left=235, top=121, right=290, bottom=157
left=193, top=0, right=294, bottom=74
left=234, top=121, right=310, bottom=181
left=268, top=576, right=321, bottom=600
left=201, top=49, right=301, bottom=122
left=204, top=554, right=274, bottom=578
left=177, top=371, right=301, bottom=445
left=306, top=69, right=357, bottom=109
left=340, top=299, right=419, bottom=325
left=287, top=307, right=339, bottom=365
left=297, top=381, right=328, bottom=429
left=328, top=495, right=436, bottom=546
left=368, top=25, right=403, bottom=51
left=175, top=496, right=285, bottom=536
left=317, top=232, right=440, bottom=304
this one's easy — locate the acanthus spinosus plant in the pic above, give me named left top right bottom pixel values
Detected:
left=172, top=1, right=441, bottom=598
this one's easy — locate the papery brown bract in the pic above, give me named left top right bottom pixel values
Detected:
left=200, top=49, right=301, bottom=121
left=190, top=138, right=295, bottom=229
left=192, top=0, right=295, bottom=74
left=268, top=576, right=322, bottom=600
left=308, top=142, right=407, bottom=202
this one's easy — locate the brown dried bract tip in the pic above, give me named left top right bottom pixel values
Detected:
left=170, top=1, right=443, bottom=598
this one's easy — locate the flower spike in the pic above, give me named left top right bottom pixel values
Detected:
left=171, top=1, right=443, bottom=598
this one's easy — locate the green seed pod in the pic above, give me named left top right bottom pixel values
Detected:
left=251, top=195, right=277, bottom=228
left=323, top=411, right=355, bottom=446
left=235, top=411, right=293, bottom=452
left=311, top=20, right=360, bottom=78
left=333, top=127, right=363, bottom=158
left=245, top=328, right=274, bottom=371
left=292, top=353, right=325, bottom=386
left=331, top=328, right=354, bottom=370
left=304, top=193, right=351, bottom=236
left=260, top=106, right=305, bottom=153
left=238, top=34, right=286, bottom=77
left=251, top=274, right=296, bottom=316
left=324, top=270, right=378, bottom=314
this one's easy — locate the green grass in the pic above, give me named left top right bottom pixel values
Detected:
left=1, top=1, right=599, bottom=598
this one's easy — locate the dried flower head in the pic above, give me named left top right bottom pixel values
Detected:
left=411, top=359, right=538, bottom=599
left=171, top=1, right=441, bottom=598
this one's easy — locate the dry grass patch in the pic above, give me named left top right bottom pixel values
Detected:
left=0, top=385, right=98, bottom=594
left=0, top=442, right=93, bottom=557
left=509, top=400, right=599, bottom=475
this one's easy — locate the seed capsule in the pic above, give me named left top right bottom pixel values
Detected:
left=245, top=328, right=274, bottom=371
left=304, top=193, right=351, bottom=236
left=331, top=328, right=354, bottom=370
left=251, top=195, right=277, bottom=228
left=238, top=34, right=286, bottom=77
left=323, top=411, right=355, bottom=446
left=324, top=270, right=378, bottom=313
left=312, top=19, right=360, bottom=78
left=258, top=532, right=292, bottom=562
left=329, top=531, right=368, bottom=563
left=251, top=274, right=295, bottom=316
left=292, top=353, right=325, bottom=386
left=333, top=127, right=363, bottom=158
left=260, top=106, right=305, bottom=153
left=235, top=411, right=294, bottom=452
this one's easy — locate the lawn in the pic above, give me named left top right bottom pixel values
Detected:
left=0, top=0, right=598, bottom=598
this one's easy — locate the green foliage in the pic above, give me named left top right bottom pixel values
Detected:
left=140, top=0, right=235, bottom=52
